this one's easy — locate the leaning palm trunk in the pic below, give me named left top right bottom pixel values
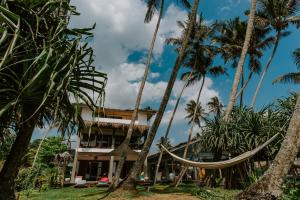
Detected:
left=31, top=124, right=55, bottom=168
left=250, top=31, right=281, bottom=109
left=223, top=0, right=257, bottom=121
left=121, top=0, right=199, bottom=190
left=153, top=72, right=192, bottom=184
left=109, top=0, right=165, bottom=191
left=236, top=93, right=300, bottom=200
left=174, top=76, right=205, bottom=187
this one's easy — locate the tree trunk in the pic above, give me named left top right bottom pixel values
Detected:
left=121, top=0, right=199, bottom=190
left=174, top=76, right=205, bottom=187
left=153, top=73, right=191, bottom=184
left=32, top=125, right=54, bottom=168
left=250, top=31, right=281, bottom=109
left=240, top=67, right=245, bottom=108
left=223, top=0, right=256, bottom=121
left=236, top=93, right=300, bottom=200
left=109, top=0, right=165, bottom=191
left=0, top=116, right=37, bottom=200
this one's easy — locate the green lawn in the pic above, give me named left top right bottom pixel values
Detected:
left=19, top=184, right=241, bottom=200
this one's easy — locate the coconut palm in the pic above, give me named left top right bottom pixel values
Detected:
left=121, top=0, right=200, bottom=190
left=213, top=17, right=275, bottom=107
left=185, top=100, right=207, bottom=127
left=250, top=0, right=300, bottom=108
left=207, top=96, right=224, bottom=117
left=224, top=0, right=257, bottom=121
left=0, top=1, right=107, bottom=199
left=156, top=137, right=172, bottom=150
left=110, top=0, right=192, bottom=190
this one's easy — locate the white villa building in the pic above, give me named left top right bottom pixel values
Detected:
left=70, top=105, right=155, bottom=183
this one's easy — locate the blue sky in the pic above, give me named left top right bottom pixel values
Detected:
left=32, top=0, right=299, bottom=151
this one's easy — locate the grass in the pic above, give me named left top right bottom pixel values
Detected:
left=19, top=184, right=241, bottom=200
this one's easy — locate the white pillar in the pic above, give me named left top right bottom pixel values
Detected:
left=144, top=156, right=148, bottom=178
left=108, top=130, right=116, bottom=181
left=71, top=135, right=80, bottom=183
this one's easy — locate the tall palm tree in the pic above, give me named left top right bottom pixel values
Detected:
left=236, top=51, right=300, bottom=199
left=109, top=0, right=165, bottom=190
left=224, top=0, right=257, bottom=121
left=213, top=17, right=275, bottom=106
left=120, top=0, right=200, bottom=191
left=250, top=0, right=300, bottom=108
left=207, top=96, right=224, bottom=117
left=0, top=1, right=107, bottom=199
left=110, top=0, right=192, bottom=190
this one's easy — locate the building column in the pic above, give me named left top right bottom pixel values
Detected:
left=144, top=156, right=148, bottom=178
left=108, top=129, right=116, bottom=181
left=71, top=135, right=80, bottom=183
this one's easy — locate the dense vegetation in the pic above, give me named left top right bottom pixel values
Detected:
left=0, top=0, right=299, bottom=199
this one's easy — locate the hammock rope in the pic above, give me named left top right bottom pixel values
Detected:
left=160, top=131, right=280, bottom=169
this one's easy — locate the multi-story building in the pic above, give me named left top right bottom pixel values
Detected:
left=70, top=105, right=155, bottom=183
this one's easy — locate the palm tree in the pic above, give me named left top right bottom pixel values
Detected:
left=110, top=0, right=192, bottom=190
left=273, top=48, right=300, bottom=84
left=213, top=17, right=275, bottom=107
left=120, top=0, right=200, bottom=190
left=207, top=96, right=224, bottom=117
left=250, top=0, right=300, bottom=109
left=224, top=0, right=257, bottom=121
left=236, top=50, right=300, bottom=199
left=0, top=1, right=107, bottom=199
left=156, top=137, right=172, bottom=150
left=185, top=100, right=207, bottom=127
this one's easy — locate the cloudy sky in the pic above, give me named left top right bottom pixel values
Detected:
left=33, top=0, right=299, bottom=150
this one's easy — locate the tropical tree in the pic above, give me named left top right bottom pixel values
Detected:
left=250, top=0, right=300, bottom=108
left=154, top=15, right=226, bottom=185
left=120, top=0, right=200, bottom=190
left=196, top=94, right=296, bottom=189
left=236, top=48, right=300, bottom=199
left=185, top=100, right=207, bottom=128
left=156, top=137, right=172, bottom=150
left=0, top=1, right=107, bottom=199
left=213, top=17, right=275, bottom=107
left=224, top=0, right=257, bottom=121
left=207, top=96, right=224, bottom=117
left=110, top=0, right=192, bottom=190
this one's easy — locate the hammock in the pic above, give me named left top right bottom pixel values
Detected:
left=160, top=132, right=280, bottom=169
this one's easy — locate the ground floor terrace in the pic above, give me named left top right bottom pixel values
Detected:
left=71, top=148, right=147, bottom=182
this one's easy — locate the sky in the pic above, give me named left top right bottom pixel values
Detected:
left=33, top=0, right=300, bottom=151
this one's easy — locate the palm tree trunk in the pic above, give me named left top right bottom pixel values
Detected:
left=240, top=67, right=245, bottom=108
left=153, top=78, right=189, bottom=184
left=121, top=0, right=199, bottom=190
left=108, top=0, right=165, bottom=191
left=174, top=76, right=205, bottom=187
left=32, top=125, right=54, bottom=168
left=0, top=114, right=37, bottom=200
left=223, top=0, right=256, bottom=121
left=250, top=31, right=281, bottom=109
left=235, top=70, right=254, bottom=99
left=236, top=93, right=300, bottom=199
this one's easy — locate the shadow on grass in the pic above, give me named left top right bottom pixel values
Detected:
left=81, top=189, right=109, bottom=199
left=150, top=183, right=197, bottom=194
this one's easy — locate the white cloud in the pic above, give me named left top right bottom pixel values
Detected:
left=70, top=0, right=188, bottom=108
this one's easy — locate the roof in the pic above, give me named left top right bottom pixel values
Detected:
left=148, top=137, right=201, bottom=159
left=84, top=120, right=149, bottom=134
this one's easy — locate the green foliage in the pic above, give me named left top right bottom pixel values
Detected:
left=281, top=189, right=300, bottom=200
left=196, top=94, right=297, bottom=161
